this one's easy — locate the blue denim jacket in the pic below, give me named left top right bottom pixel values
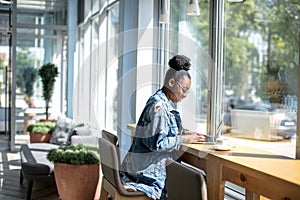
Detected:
left=120, top=89, right=183, bottom=199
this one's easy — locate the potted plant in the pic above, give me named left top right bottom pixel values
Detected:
left=38, top=63, right=59, bottom=120
left=18, top=65, right=38, bottom=134
left=47, top=144, right=100, bottom=200
left=261, top=64, right=285, bottom=104
left=22, top=66, right=38, bottom=107
left=27, top=121, right=56, bottom=143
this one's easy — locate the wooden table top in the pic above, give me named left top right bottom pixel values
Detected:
left=181, top=141, right=300, bottom=188
left=127, top=123, right=300, bottom=199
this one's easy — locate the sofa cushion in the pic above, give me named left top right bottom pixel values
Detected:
left=71, top=124, right=99, bottom=145
left=73, top=123, right=92, bottom=135
left=50, top=116, right=75, bottom=146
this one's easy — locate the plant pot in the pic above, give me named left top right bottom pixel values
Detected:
left=264, top=80, right=281, bottom=91
left=24, top=112, right=36, bottom=135
left=54, top=162, right=100, bottom=200
left=29, top=132, right=52, bottom=143
left=39, top=118, right=57, bottom=123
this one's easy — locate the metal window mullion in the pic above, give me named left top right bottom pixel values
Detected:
left=10, top=0, right=17, bottom=151
left=104, top=10, right=109, bottom=128
left=296, top=30, right=300, bottom=159
left=207, top=0, right=224, bottom=137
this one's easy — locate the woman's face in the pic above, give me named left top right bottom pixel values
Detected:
left=168, top=76, right=191, bottom=103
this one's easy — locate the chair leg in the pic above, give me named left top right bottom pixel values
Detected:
left=100, top=183, right=109, bottom=200
left=20, top=169, right=23, bottom=185
left=26, top=180, right=34, bottom=200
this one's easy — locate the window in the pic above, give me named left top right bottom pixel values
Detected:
left=105, top=4, right=119, bottom=130
left=77, top=22, right=91, bottom=122
left=223, top=0, right=299, bottom=158
left=75, top=1, right=119, bottom=130
left=169, top=0, right=211, bottom=134
left=10, top=0, right=68, bottom=150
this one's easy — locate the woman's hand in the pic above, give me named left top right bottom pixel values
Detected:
left=182, top=131, right=207, bottom=144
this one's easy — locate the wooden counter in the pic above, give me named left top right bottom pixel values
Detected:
left=180, top=142, right=300, bottom=200
left=127, top=124, right=300, bottom=199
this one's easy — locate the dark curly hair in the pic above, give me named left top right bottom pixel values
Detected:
left=168, top=55, right=191, bottom=71
left=164, top=55, right=191, bottom=86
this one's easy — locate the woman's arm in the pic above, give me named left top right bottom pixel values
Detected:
left=182, top=130, right=207, bottom=143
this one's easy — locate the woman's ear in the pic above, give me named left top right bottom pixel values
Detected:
left=169, top=78, right=175, bottom=88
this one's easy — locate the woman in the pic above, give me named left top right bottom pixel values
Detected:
left=120, top=55, right=206, bottom=199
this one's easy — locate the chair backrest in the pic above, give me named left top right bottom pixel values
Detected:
left=102, top=129, right=118, bottom=146
left=99, top=137, right=121, bottom=188
left=165, top=159, right=207, bottom=200
left=99, top=137, right=149, bottom=197
left=100, top=137, right=139, bottom=195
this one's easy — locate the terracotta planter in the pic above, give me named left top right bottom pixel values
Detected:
left=29, top=132, right=52, bottom=143
left=264, top=80, right=281, bottom=91
left=24, top=112, right=36, bottom=135
left=54, top=163, right=100, bottom=200
left=39, top=118, right=57, bottom=123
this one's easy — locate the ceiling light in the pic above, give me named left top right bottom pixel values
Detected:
left=159, top=0, right=170, bottom=23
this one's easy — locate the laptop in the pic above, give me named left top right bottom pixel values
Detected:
left=230, top=109, right=283, bottom=141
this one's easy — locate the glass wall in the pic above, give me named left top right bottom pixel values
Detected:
left=0, top=8, right=10, bottom=149
left=167, top=0, right=299, bottom=158
left=105, top=5, right=119, bottom=131
left=75, top=0, right=119, bottom=131
left=76, top=1, right=94, bottom=125
left=12, top=1, right=67, bottom=149
left=73, top=0, right=299, bottom=158
left=223, top=0, right=299, bottom=158
left=169, top=0, right=211, bottom=134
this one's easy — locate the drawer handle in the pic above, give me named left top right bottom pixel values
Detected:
left=240, top=174, right=246, bottom=182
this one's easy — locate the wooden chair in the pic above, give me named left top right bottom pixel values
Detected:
left=102, top=129, right=118, bottom=146
left=165, top=159, right=207, bottom=200
left=98, top=137, right=150, bottom=200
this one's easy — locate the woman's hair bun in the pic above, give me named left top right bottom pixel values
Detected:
left=168, top=55, right=191, bottom=71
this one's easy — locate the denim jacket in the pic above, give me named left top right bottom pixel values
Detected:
left=120, top=89, right=183, bottom=199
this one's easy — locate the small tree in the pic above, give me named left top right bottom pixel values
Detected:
left=23, top=67, right=38, bottom=107
left=38, top=63, right=58, bottom=120
left=15, top=47, right=38, bottom=107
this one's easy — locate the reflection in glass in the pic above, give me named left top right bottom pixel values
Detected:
left=14, top=0, right=67, bottom=140
left=169, top=0, right=210, bottom=134
left=223, top=0, right=299, bottom=158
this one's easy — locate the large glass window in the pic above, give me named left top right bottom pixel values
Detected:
left=169, top=0, right=211, bottom=134
left=76, top=21, right=91, bottom=123
left=223, top=0, right=299, bottom=158
left=75, top=1, right=119, bottom=130
left=3, top=0, right=69, bottom=150
left=105, top=4, right=119, bottom=131
left=0, top=9, right=10, bottom=148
